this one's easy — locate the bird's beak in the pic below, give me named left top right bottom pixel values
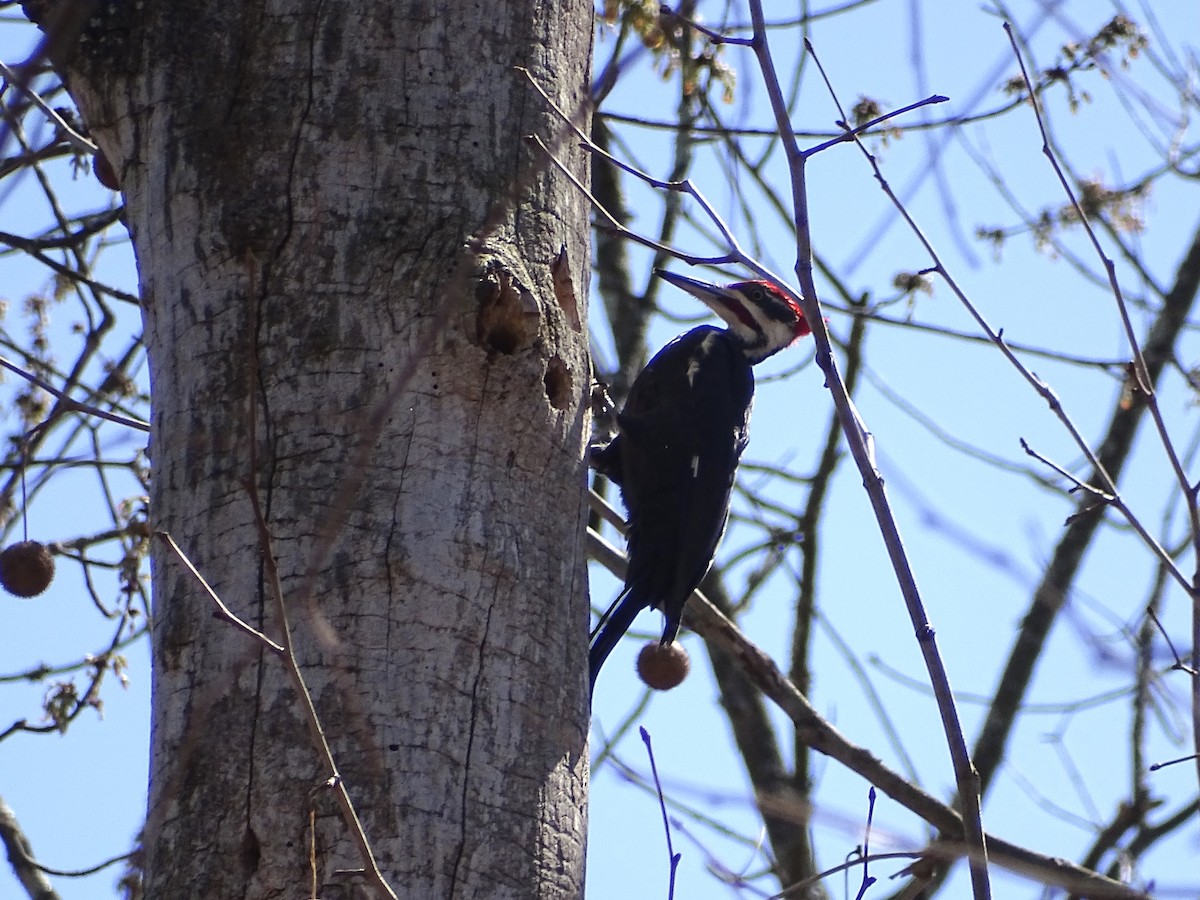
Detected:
left=653, top=269, right=747, bottom=329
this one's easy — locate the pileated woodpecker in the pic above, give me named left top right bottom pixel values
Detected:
left=590, top=269, right=812, bottom=692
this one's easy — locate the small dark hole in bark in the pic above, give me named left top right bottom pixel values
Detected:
left=544, top=356, right=572, bottom=410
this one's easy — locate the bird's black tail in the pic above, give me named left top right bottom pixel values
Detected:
left=588, top=587, right=645, bottom=695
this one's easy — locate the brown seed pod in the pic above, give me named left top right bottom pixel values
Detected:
left=0, top=540, right=55, bottom=597
left=93, top=152, right=119, bottom=191
left=636, top=640, right=690, bottom=691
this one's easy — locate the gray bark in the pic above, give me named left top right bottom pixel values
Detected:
left=25, top=1, right=593, bottom=897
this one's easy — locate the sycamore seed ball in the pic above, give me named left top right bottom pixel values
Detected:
left=636, top=640, right=690, bottom=690
left=0, top=540, right=55, bottom=598
left=93, top=152, right=119, bottom=191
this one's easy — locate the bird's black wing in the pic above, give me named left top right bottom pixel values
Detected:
left=589, top=326, right=754, bottom=688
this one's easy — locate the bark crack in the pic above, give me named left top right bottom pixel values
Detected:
left=274, top=0, right=323, bottom=262
left=448, top=588, right=496, bottom=899
left=448, top=367, right=498, bottom=898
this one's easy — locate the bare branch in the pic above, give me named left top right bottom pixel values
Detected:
left=0, top=794, right=61, bottom=900
left=0, top=355, right=150, bottom=432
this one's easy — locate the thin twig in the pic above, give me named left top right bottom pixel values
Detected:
left=1145, top=605, right=1196, bottom=675
left=1148, top=752, right=1199, bottom=772
left=806, top=94, right=949, bottom=157
left=154, top=534, right=284, bottom=655
left=0, top=355, right=150, bottom=432
left=853, top=787, right=878, bottom=900
left=1018, top=438, right=1110, bottom=499
left=522, top=67, right=742, bottom=265
left=0, top=59, right=97, bottom=155
left=639, top=727, right=680, bottom=900
left=31, top=849, right=134, bottom=878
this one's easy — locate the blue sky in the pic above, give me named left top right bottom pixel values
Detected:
left=2, top=2, right=1198, bottom=898
left=587, top=2, right=1199, bottom=897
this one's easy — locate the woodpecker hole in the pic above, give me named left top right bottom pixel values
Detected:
left=475, top=268, right=538, bottom=355
left=544, top=355, right=572, bottom=410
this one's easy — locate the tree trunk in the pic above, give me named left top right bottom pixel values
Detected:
left=25, top=1, right=593, bottom=897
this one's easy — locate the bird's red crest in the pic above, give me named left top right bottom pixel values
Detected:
left=732, top=280, right=811, bottom=340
